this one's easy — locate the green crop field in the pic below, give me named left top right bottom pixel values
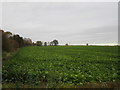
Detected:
left=2, top=46, right=119, bottom=88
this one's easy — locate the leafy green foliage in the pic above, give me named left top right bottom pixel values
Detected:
left=2, top=46, right=119, bottom=88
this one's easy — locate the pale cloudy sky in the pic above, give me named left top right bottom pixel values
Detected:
left=2, top=2, right=118, bottom=45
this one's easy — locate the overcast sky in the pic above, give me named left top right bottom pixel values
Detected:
left=2, top=2, right=118, bottom=45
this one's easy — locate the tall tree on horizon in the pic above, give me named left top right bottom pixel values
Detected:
left=36, top=41, right=42, bottom=46
left=44, top=42, right=47, bottom=46
left=53, top=39, right=59, bottom=46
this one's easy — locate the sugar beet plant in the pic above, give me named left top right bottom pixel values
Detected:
left=2, top=46, right=119, bottom=88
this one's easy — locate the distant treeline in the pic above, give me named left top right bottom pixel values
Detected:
left=35, top=40, right=59, bottom=46
left=0, top=29, right=59, bottom=52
